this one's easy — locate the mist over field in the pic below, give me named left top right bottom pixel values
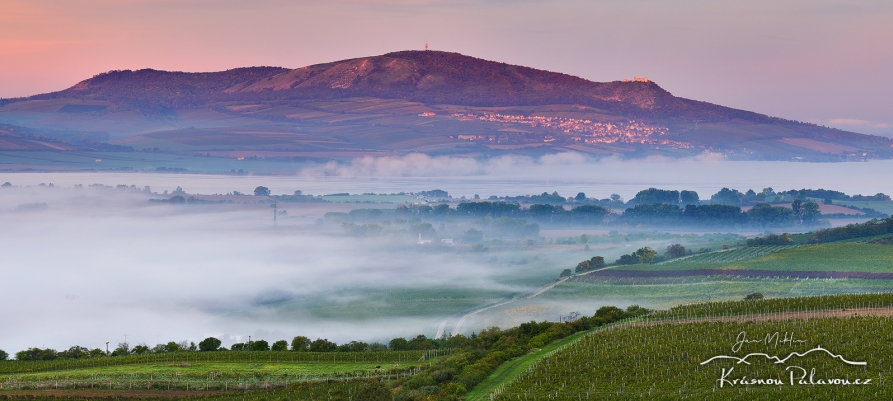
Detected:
left=0, top=185, right=546, bottom=353
left=2, top=155, right=892, bottom=354
left=4, top=155, right=893, bottom=199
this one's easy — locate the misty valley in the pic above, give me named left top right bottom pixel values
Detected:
left=2, top=172, right=893, bottom=400
left=2, top=179, right=890, bottom=344
left=3, top=1, right=892, bottom=398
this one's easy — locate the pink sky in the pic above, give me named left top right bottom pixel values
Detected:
left=1, top=0, right=891, bottom=135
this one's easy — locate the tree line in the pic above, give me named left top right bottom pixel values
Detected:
left=3, top=333, right=455, bottom=361
left=574, top=243, right=701, bottom=272
left=620, top=200, right=822, bottom=228
left=742, top=217, right=893, bottom=246
left=393, top=199, right=824, bottom=229
left=479, top=187, right=889, bottom=207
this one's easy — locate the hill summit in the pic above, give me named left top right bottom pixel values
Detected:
left=47, top=51, right=763, bottom=122
left=2, top=50, right=891, bottom=161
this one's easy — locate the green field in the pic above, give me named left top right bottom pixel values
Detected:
left=543, top=278, right=893, bottom=308
left=650, top=292, right=893, bottom=321
left=6, top=294, right=893, bottom=400
left=834, top=200, right=893, bottom=215
left=0, top=351, right=439, bottom=393
left=0, top=351, right=430, bottom=376
left=465, top=329, right=592, bottom=401
left=3, top=361, right=411, bottom=385
left=654, top=245, right=800, bottom=268
left=228, top=246, right=594, bottom=327
left=613, top=243, right=893, bottom=273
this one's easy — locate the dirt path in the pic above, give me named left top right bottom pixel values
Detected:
left=448, top=266, right=618, bottom=336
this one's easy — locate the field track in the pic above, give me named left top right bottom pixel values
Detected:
left=447, top=266, right=606, bottom=336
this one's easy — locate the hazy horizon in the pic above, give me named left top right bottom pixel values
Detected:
left=3, top=156, right=892, bottom=200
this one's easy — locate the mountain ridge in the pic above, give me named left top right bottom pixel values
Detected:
left=1, top=50, right=891, bottom=161
left=30, top=51, right=774, bottom=122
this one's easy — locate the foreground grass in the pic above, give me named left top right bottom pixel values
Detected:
left=495, top=316, right=893, bottom=400
left=3, top=361, right=415, bottom=382
left=465, top=330, right=591, bottom=401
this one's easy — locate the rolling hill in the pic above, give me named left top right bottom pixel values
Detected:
left=1, top=50, right=890, bottom=161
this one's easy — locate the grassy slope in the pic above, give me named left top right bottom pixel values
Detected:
left=485, top=294, right=893, bottom=400
left=493, top=316, right=893, bottom=400
left=612, top=243, right=893, bottom=273
left=474, top=293, right=893, bottom=400
left=488, top=243, right=893, bottom=397
left=465, top=329, right=592, bottom=401
left=834, top=200, right=893, bottom=215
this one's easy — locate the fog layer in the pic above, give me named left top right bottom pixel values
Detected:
left=3, top=156, right=893, bottom=200
left=0, top=186, right=547, bottom=353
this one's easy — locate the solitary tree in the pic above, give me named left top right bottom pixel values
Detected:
left=254, top=186, right=271, bottom=196
left=801, top=201, right=821, bottom=226
left=271, top=340, right=289, bottom=351
left=634, top=247, right=658, bottom=264
left=792, top=199, right=804, bottom=225
left=665, top=244, right=687, bottom=258
left=198, top=337, right=222, bottom=352
left=0, top=349, right=7, bottom=360
left=291, top=336, right=311, bottom=351
left=559, top=268, right=572, bottom=278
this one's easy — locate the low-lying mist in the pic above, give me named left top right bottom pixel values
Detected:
left=4, top=154, right=893, bottom=200
left=0, top=186, right=554, bottom=354
left=3, top=154, right=889, bottom=355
